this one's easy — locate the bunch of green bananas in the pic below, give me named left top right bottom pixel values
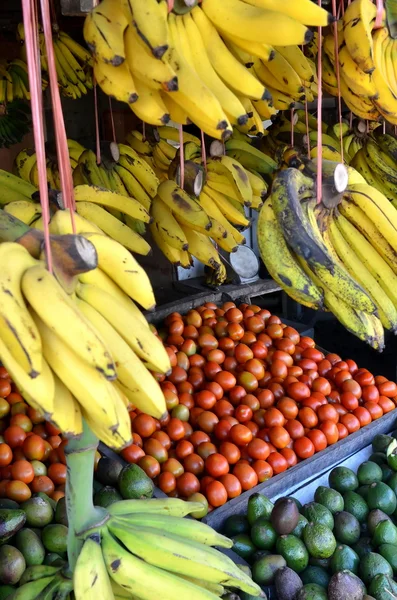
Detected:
left=6, top=563, right=73, bottom=600
left=0, top=101, right=31, bottom=148
left=73, top=497, right=262, bottom=600
left=17, top=24, right=93, bottom=99
left=0, top=223, right=172, bottom=449
left=0, top=58, right=40, bottom=104
left=322, top=0, right=397, bottom=125
left=83, top=0, right=331, bottom=138
left=257, top=159, right=397, bottom=349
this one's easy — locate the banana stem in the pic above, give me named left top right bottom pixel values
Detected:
left=65, top=420, right=105, bottom=571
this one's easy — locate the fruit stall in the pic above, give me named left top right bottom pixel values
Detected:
left=2, top=0, right=397, bottom=599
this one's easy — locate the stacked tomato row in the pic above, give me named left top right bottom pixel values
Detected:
left=121, top=302, right=397, bottom=511
left=0, top=366, right=68, bottom=503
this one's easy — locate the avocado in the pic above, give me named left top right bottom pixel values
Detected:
left=381, top=464, right=393, bottom=483
left=231, top=534, right=256, bottom=561
left=358, top=461, right=383, bottom=485
left=94, top=486, right=122, bottom=508
left=368, top=574, right=397, bottom=600
left=95, top=456, right=123, bottom=486
left=296, top=583, right=328, bottom=600
left=302, top=503, right=334, bottom=529
left=0, top=545, right=25, bottom=585
left=373, top=434, right=394, bottom=454
left=0, top=500, right=18, bottom=510
left=359, top=552, right=393, bottom=584
left=303, top=523, right=337, bottom=559
left=387, top=439, right=397, bottom=471
left=334, top=511, right=361, bottom=545
left=41, top=524, right=68, bottom=554
left=43, top=553, right=65, bottom=566
left=271, top=497, right=299, bottom=535
left=276, top=534, right=309, bottom=573
left=14, top=528, right=45, bottom=566
left=367, top=509, right=391, bottom=535
left=328, top=570, right=365, bottom=600
left=0, top=509, right=26, bottom=545
left=352, top=537, right=374, bottom=558
left=20, top=496, right=53, bottom=528
left=35, top=493, right=56, bottom=512
left=0, top=585, right=15, bottom=599
left=386, top=472, right=397, bottom=496
left=54, top=497, right=68, bottom=527
left=292, top=514, right=309, bottom=539
left=250, top=518, right=277, bottom=550
left=314, top=486, right=344, bottom=514
left=343, top=491, right=369, bottom=523
left=369, top=452, right=387, bottom=465
left=247, top=493, right=274, bottom=526
left=275, top=566, right=303, bottom=600
left=301, top=566, right=330, bottom=589
left=330, top=544, right=360, bottom=574
left=379, top=543, right=397, bottom=574
left=291, top=497, right=303, bottom=511
left=367, top=482, right=397, bottom=515
left=252, top=554, right=286, bottom=585
left=329, top=466, right=359, bottom=493
left=372, top=519, right=397, bottom=546
left=309, top=557, right=330, bottom=569
left=223, top=515, right=250, bottom=538
left=357, top=485, right=371, bottom=501
left=118, top=464, right=154, bottom=500
left=252, top=549, right=270, bottom=562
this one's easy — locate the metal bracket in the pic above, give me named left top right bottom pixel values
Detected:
left=61, top=0, right=94, bottom=15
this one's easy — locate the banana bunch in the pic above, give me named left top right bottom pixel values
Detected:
left=0, top=228, right=170, bottom=448
left=257, top=160, right=397, bottom=349
left=84, top=0, right=331, bottom=138
left=17, top=23, right=93, bottom=99
left=73, top=497, right=262, bottom=600
left=0, top=100, right=31, bottom=148
left=0, top=58, right=36, bottom=103
left=6, top=563, right=73, bottom=600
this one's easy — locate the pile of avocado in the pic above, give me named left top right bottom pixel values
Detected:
left=93, top=456, right=154, bottom=506
left=222, top=433, right=397, bottom=600
left=0, top=493, right=68, bottom=599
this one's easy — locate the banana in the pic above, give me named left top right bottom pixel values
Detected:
left=339, top=77, right=380, bottom=121
left=77, top=298, right=167, bottom=419
left=76, top=283, right=170, bottom=374
left=6, top=576, right=58, bottom=599
left=83, top=0, right=127, bottom=66
left=157, top=126, right=200, bottom=146
left=182, top=13, right=248, bottom=127
left=371, top=31, right=397, bottom=124
left=335, top=211, right=397, bottom=309
left=0, top=168, right=36, bottom=197
left=51, top=373, right=83, bottom=438
left=14, top=149, right=37, bottom=182
left=128, top=0, right=169, bottom=60
left=201, top=0, right=312, bottom=45
left=74, top=537, right=115, bottom=600
left=56, top=37, right=86, bottom=82
left=203, top=185, right=250, bottom=227
left=21, top=264, right=116, bottom=380
left=329, top=215, right=397, bottom=331
left=339, top=46, right=377, bottom=98
left=345, top=183, right=397, bottom=252
left=49, top=208, right=102, bottom=236
left=242, top=0, right=331, bottom=26
left=257, top=198, right=324, bottom=309
left=32, top=311, right=131, bottom=450
left=157, top=180, right=213, bottom=232
left=179, top=225, right=223, bottom=271
left=125, top=131, right=152, bottom=156
left=272, top=169, right=375, bottom=313
left=4, top=200, right=41, bottom=225
left=199, top=191, right=246, bottom=245
left=207, top=155, right=253, bottom=205
left=124, top=24, right=177, bottom=93
left=275, top=45, right=314, bottom=82
left=149, top=221, right=183, bottom=266
left=73, top=184, right=151, bottom=222
left=54, top=39, right=79, bottom=84
left=130, top=76, right=171, bottom=126
left=366, top=139, right=397, bottom=183
left=75, top=202, right=151, bottom=255
left=59, top=31, right=92, bottom=64
left=151, top=196, right=189, bottom=251
left=82, top=232, right=155, bottom=310
left=224, top=139, right=277, bottom=174
left=107, top=521, right=261, bottom=595
left=109, top=497, right=204, bottom=518
left=93, top=59, right=138, bottom=104
left=117, top=144, right=159, bottom=197
left=160, top=90, right=189, bottom=125
left=68, top=138, right=86, bottom=162
left=343, top=0, right=377, bottom=73
left=191, top=7, right=268, bottom=101
left=114, top=163, right=151, bottom=211
left=222, top=32, right=273, bottom=63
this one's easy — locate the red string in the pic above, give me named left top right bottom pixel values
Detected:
left=40, top=0, right=76, bottom=223
left=316, top=0, right=323, bottom=204
left=142, top=122, right=146, bottom=142
left=349, top=111, right=353, bottom=129
left=304, top=99, right=311, bottom=159
left=375, top=0, right=384, bottom=28
left=290, top=108, right=294, bottom=147
left=22, top=0, right=53, bottom=270
left=93, top=79, right=101, bottom=165
left=201, top=129, right=207, bottom=172
left=332, top=0, right=344, bottom=163
left=167, top=0, right=174, bottom=12
left=109, top=97, right=116, bottom=144
left=383, top=120, right=386, bottom=134
left=179, top=124, right=184, bottom=190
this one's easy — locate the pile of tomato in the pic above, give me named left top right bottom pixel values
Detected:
left=0, top=366, right=68, bottom=503
left=122, top=301, right=397, bottom=511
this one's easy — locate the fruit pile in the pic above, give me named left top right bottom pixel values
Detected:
left=83, top=0, right=329, bottom=137
left=0, top=365, right=68, bottom=505
left=257, top=156, right=397, bottom=349
left=222, top=432, right=397, bottom=600
left=119, top=301, right=397, bottom=510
